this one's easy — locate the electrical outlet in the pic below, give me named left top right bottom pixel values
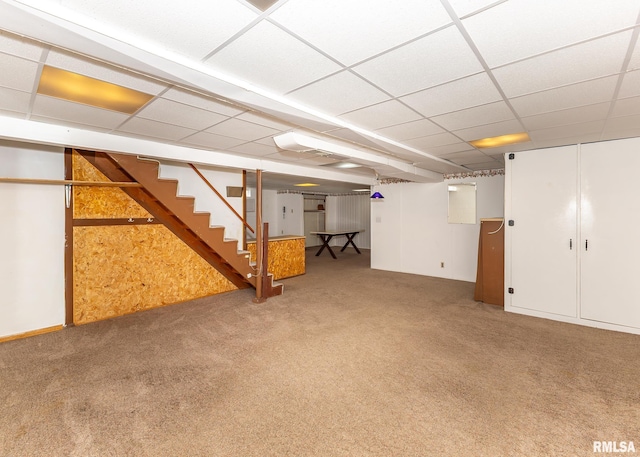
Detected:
left=440, top=262, right=445, bottom=268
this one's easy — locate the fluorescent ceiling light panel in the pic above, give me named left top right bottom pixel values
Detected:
left=37, top=65, right=154, bottom=114
left=294, top=183, right=319, bottom=187
left=469, top=132, right=530, bottom=149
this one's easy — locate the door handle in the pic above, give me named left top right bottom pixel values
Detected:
left=585, top=239, right=588, bottom=251
left=569, top=239, right=572, bottom=250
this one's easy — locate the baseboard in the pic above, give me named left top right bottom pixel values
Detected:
left=0, top=325, right=65, bottom=344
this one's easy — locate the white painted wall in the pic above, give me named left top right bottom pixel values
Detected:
left=247, top=188, right=304, bottom=239
left=159, top=162, right=245, bottom=247
left=276, top=193, right=304, bottom=236
left=0, top=141, right=65, bottom=338
left=371, top=176, right=504, bottom=282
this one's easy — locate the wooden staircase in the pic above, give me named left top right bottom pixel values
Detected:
left=77, top=150, right=283, bottom=299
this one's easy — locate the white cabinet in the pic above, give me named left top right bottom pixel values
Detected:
left=580, top=140, right=640, bottom=329
left=505, top=137, right=640, bottom=335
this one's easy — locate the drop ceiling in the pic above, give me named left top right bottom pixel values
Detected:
left=0, top=0, right=639, bottom=193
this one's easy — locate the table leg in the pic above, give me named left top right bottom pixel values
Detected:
left=340, top=232, right=361, bottom=254
left=315, top=234, right=337, bottom=259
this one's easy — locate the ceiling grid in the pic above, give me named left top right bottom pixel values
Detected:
left=0, top=0, right=638, bottom=192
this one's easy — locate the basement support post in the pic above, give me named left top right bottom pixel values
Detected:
left=253, top=169, right=265, bottom=303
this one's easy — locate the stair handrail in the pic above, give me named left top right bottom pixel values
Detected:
left=188, top=163, right=255, bottom=234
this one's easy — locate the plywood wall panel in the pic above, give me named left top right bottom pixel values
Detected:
left=73, top=225, right=237, bottom=325
left=247, top=237, right=305, bottom=279
left=72, top=151, right=152, bottom=219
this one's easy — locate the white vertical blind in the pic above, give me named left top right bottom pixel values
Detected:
left=326, top=194, right=371, bottom=249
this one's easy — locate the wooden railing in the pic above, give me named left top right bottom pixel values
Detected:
left=188, top=163, right=255, bottom=234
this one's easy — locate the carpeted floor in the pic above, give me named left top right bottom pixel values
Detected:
left=1, top=248, right=639, bottom=456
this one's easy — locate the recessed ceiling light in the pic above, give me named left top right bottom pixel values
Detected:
left=469, top=132, right=530, bottom=149
left=352, top=189, right=371, bottom=192
left=37, top=65, right=154, bottom=114
left=294, top=183, right=319, bottom=187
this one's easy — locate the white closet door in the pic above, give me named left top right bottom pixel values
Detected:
left=507, top=146, right=577, bottom=317
left=580, top=138, right=640, bottom=329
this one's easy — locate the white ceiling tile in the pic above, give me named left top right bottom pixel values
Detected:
left=352, top=25, right=484, bottom=97
left=521, top=102, right=611, bottom=131
left=600, top=127, right=640, bottom=141
left=400, top=72, right=502, bottom=117
left=411, top=160, right=462, bottom=174
left=375, top=118, right=444, bottom=141
left=462, top=0, right=640, bottom=67
left=59, top=0, right=258, bottom=60
left=430, top=101, right=514, bottom=131
left=269, top=0, right=451, bottom=66
left=453, top=119, right=524, bottom=141
left=137, top=98, right=229, bottom=130
left=532, top=133, right=601, bottom=149
left=32, top=95, right=129, bottom=129
left=180, top=131, right=246, bottom=150
left=448, top=153, right=495, bottom=165
left=0, top=54, right=39, bottom=92
left=464, top=161, right=504, bottom=170
left=483, top=152, right=506, bottom=163
left=0, top=30, right=45, bottom=61
left=511, top=76, right=618, bottom=117
left=493, top=32, right=632, bottom=97
left=254, top=137, right=279, bottom=147
left=618, top=70, right=640, bottom=98
left=204, top=21, right=342, bottom=95
left=422, top=143, right=473, bottom=157
left=326, top=128, right=394, bottom=151
left=445, top=0, right=503, bottom=18
left=629, top=40, right=640, bottom=71
left=0, top=87, right=31, bottom=114
left=288, top=71, right=389, bottom=116
left=405, top=132, right=462, bottom=149
left=117, top=117, right=197, bottom=141
left=612, top=97, right=640, bottom=117
left=161, top=88, right=246, bottom=117
left=205, top=118, right=281, bottom=141
left=529, top=120, right=605, bottom=142
left=28, top=116, right=114, bottom=133
left=46, top=49, right=168, bottom=94
left=228, top=141, right=279, bottom=157
left=604, top=114, right=640, bottom=134
left=339, top=100, right=422, bottom=130
left=253, top=108, right=337, bottom=133
left=235, top=112, right=293, bottom=131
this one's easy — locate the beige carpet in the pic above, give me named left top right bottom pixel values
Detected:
left=1, top=248, right=639, bottom=456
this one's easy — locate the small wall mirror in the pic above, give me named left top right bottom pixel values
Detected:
left=448, top=183, right=476, bottom=224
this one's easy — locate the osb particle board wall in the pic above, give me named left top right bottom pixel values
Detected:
left=72, top=151, right=237, bottom=325
left=246, top=238, right=305, bottom=280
